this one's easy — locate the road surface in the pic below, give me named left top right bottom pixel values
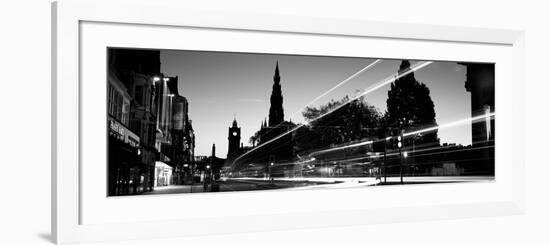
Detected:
left=141, top=176, right=493, bottom=195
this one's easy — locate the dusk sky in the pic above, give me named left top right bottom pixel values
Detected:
left=161, top=50, right=472, bottom=157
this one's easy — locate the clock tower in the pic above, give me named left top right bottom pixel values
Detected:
left=227, top=116, right=241, bottom=157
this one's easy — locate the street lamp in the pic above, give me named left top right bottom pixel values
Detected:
left=269, top=162, right=274, bottom=183
left=411, top=133, right=421, bottom=176
left=383, top=135, right=391, bottom=183
left=398, top=131, right=404, bottom=184
left=207, top=165, right=211, bottom=182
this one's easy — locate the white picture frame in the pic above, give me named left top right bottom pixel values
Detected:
left=52, top=0, right=525, bottom=244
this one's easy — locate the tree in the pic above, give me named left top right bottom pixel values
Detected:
left=294, top=96, right=383, bottom=154
left=385, top=60, right=439, bottom=146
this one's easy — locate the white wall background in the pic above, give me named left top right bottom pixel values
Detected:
left=0, top=0, right=548, bottom=244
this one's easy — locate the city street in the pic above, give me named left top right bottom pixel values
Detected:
left=141, top=179, right=329, bottom=195
left=141, top=176, right=494, bottom=195
left=106, top=49, right=496, bottom=197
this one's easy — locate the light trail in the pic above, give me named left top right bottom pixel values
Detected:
left=320, top=144, right=495, bottom=164
left=230, top=61, right=434, bottom=168
left=408, top=145, right=494, bottom=159
left=252, top=59, right=382, bottom=148
left=244, top=142, right=494, bottom=171
left=403, top=112, right=495, bottom=137
left=304, top=61, right=433, bottom=127
left=309, top=140, right=374, bottom=156
left=308, top=111, right=495, bottom=158
left=288, top=59, right=382, bottom=120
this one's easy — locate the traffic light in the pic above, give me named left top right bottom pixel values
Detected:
left=397, top=135, right=402, bottom=149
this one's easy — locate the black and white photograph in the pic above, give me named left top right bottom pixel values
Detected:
left=107, top=48, right=495, bottom=196
left=11, top=0, right=550, bottom=244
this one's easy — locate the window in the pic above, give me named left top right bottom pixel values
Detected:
left=108, top=84, right=115, bottom=115
left=108, top=83, right=125, bottom=123
left=122, top=99, right=130, bottom=125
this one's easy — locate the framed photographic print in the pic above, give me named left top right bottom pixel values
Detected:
left=52, top=0, right=525, bottom=244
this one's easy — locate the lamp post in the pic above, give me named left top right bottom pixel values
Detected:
left=204, top=164, right=211, bottom=191
left=168, top=93, right=175, bottom=125
left=269, top=162, right=274, bottom=183
left=152, top=76, right=162, bottom=130
left=190, top=164, right=195, bottom=193
left=160, top=77, right=170, bottom=133
left=397, top=118, right=411, bottom=184
left=411, top=134, right=422, bottom=176
left=384, top=135, right=390, bottom=183
left=398, top=132, right=404, bottom=184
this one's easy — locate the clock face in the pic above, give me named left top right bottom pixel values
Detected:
left=232, top=132, right=238, bottom=136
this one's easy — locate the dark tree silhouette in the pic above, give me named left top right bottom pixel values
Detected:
left=385, top=60, right=439, bottom=146
left=294, top=96, right=383, bottom=154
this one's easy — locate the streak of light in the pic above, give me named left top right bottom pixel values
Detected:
left=309, top=140, right=374, bottom=156
left=253, top=59, right=382, bottom=148
left=305, top=61, right=433, bottom=126
left=289, top=59, right=382, bottom=120
left=230, top=61, right=433, bottom=168
left=314, top=142, right=494, bottom=165
left=403, top=112, right=495, bottom=137
left=308, top=112, right=494, bottom=158
left=408, top=145, right=494, bottom=159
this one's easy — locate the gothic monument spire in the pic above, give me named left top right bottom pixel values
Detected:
left=268, top=61, right=284, bottom=127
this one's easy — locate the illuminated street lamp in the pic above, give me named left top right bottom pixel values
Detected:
left=269, top=162, right=274, bottom=182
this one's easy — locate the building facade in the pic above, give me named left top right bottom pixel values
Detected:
left=107, top=48, right=196, bottom=195
left=460, top=62, right=495, bottom=175
left=107, top=71, right=142, bottom=195
left=108, top=48, right=162, bottom=195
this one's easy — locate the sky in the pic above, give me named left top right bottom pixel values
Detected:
left=161, top=50, right=473, bottom=157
